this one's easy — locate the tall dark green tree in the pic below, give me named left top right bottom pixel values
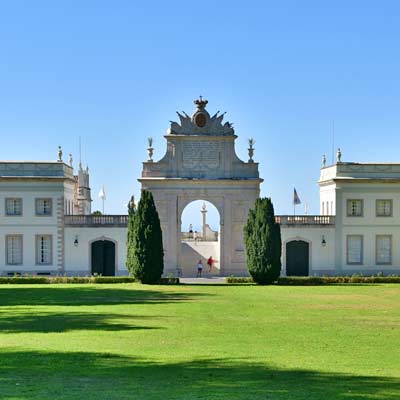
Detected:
left=244, top=197, right=281, bottom=284
left=126, top=196, right=136, bottom=274
left=127, top=190, right=164, bottom=283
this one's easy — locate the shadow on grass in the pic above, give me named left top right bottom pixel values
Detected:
left=0, top=286, right=208, bottom=307
left=0, top=350, right=399, bottom=400
left=0, top=311, right=163, bottom=333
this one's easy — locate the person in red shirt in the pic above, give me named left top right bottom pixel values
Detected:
left=207, top=256, right=214, bottom=272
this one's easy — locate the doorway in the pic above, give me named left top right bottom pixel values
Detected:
left=286, top=240, right=309, bottom=276
left=91, top=240, right=116, bottom=276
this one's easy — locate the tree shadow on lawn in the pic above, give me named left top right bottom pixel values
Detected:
left=0, top=311, right=163, bottom=333
left=0, top=350, right=399, bottom=400
left=0, top=286, right=208, bottom=308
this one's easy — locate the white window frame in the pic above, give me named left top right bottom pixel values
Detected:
left=346, top=235, right=363, bottom=265
left=6, top=235, right=23, bottom=265
left=347, top=199, right=364, bottom=217
left=35, top=198, right=53, bottom=216
left=376, top=235, right=392, bottom=265
left=35, top=235, right=52, bottom=265
left=5, top=198, right=23, bottom=216
left=376, top=199, right=393, bottom=217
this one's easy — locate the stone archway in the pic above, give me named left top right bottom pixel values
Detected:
left=139, top=98, right=262, bottom=276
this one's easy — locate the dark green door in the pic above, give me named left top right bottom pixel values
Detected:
left=286, top=240, right=309, bottom=276
left=91, top=240, right=115, bottom=276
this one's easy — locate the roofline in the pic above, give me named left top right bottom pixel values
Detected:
left=0, top=177, right=76, bottom=183
left=0, top=160, right=72, bottom=166
left=319, top=177, right=400, bottom=185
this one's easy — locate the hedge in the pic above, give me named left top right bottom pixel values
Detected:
left=226, top=276, right=400, bottom=285
left=0, top=276, right=179, bottom=285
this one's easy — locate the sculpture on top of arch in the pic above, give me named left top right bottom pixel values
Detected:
left=142, top=98, right=261, bottom=180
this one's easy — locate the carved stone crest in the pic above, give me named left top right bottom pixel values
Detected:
left=168, top=97, right=234, bottom=136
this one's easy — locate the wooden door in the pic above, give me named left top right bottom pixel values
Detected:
left=286, top=240, right=309, bottom=276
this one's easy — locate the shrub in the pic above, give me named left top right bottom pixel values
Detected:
left=225, top=276, right=254, bottom=284
left=0, top=276, right=137, bottom=284
left=127, top=190, right=164, bottom=284
left=277, top=276, right=400, bottom=285
left=244, top=197, right=281, bottom=284
left=126, top=195, right=136, bottom=275
left=0, top=277, right=48, bottom=284
left=225, top=276, right=400, bottom=285
left=159, top=277, right=180, bottom=285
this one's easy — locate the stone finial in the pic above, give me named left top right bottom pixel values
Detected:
left=69, top=153, right=73, bottom=167
left=128, top=195, right=136, bottom=213
left=322, top=154, right=326, bottom=168
left=147, top=137, right=154, bottom=162
left=248, top=138, right=255, bottom=163
left=58, top=146, right=63, bottom=162
left=337, top=148, right=342, bottom=163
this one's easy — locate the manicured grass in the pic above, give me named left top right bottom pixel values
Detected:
left=0, top=283, right=399, bottom=399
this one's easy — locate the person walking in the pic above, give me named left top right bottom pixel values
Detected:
left=197, top=259, right=203, bottom=277
left=207, top=256, right=214, bottom=272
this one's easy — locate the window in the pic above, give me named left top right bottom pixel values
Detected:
left=347, top=235, right=363, bottom=264
left=376, top=235, right=392, bottom=264
left=322, top=202, right=325, bottom=215
left=35, top=198, right=52, bottom=216
left=326, top=202, right=329, bottom=215
left=36, top=235, right=52, bottom=265
left=6, top=235, right=22, bottom=265
left=5, top=198, right=22, bottom=216
left=376, top=200, right=392, bottom=217
left=347, top=199, right=363, bottom=217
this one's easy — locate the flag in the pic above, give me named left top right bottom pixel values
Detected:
left=293, top=188, right=301, bottom=205
left=98, top=186, right=106, bottom=200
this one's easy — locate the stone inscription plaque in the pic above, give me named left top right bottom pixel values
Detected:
left=182, top=141, right=220, bottom=170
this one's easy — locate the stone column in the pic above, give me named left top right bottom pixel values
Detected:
left=201, top=202, right=207, bottom=240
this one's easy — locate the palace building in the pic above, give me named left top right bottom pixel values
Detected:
left=1, top=99, right=399, bottom=277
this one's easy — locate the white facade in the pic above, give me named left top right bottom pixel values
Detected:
left=0, top=161, right=74, bottom=275
left=1, top=101, right=400, bottom=277
left=319, top=162, right=400, bottom=275
left=64, top=226, right=127, bottom=276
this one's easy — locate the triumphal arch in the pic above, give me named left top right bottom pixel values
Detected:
left=139, top=98, right=262, bottom=276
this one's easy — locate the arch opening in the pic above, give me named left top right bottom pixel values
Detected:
left=179, top=200, right=221, bottom=277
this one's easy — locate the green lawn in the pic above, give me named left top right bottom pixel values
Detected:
left=0, top=283, right=399, bottom=399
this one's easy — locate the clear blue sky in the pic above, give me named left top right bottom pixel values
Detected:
left=1, top=1, right=400, bottom=226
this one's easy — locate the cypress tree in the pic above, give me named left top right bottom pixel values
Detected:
left=128, top=190, right=164, bottom=284
left=126, top=196, right=136, bottom=274
left=244, top=197, right=281, bottom=284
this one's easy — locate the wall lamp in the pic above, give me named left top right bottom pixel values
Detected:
left=321, top=235, right=327, bottom=247
left=74, top=235, right=79, bottom=247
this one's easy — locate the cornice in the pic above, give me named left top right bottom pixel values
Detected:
left=138, top=177, right=264, bottom=186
